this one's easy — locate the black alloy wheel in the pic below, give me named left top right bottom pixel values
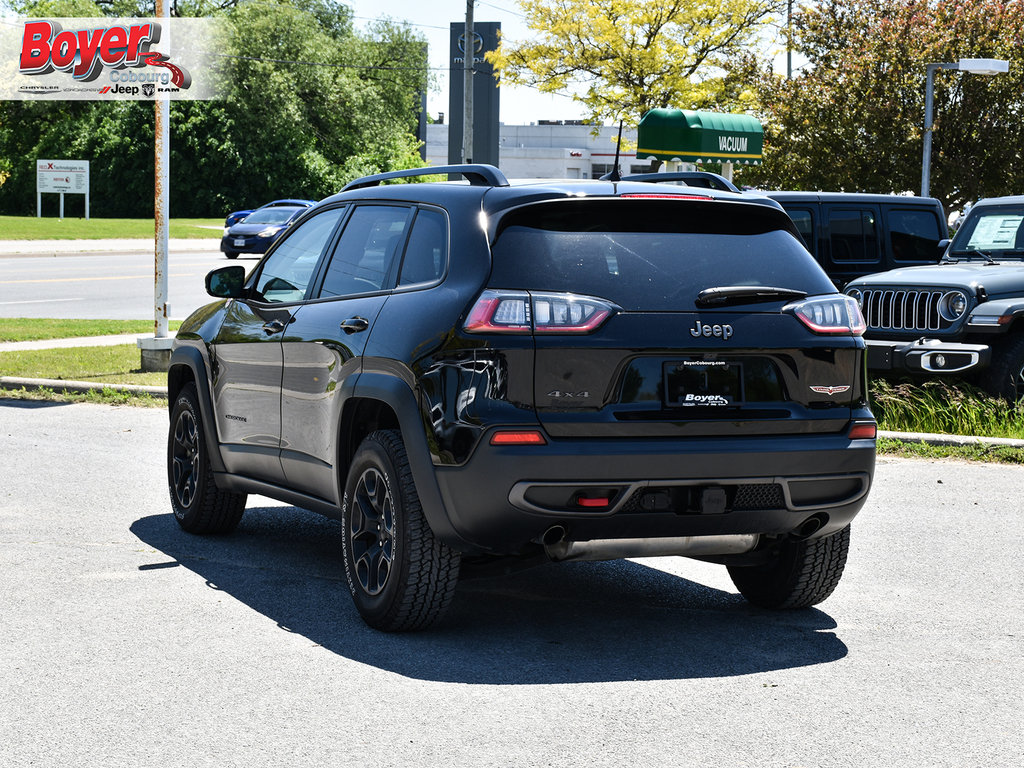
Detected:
left=171, top=407, right=200, bottom=510
left=349, top=467, right=396, bottom=597
left=166, top=383, right=246, bottom=534
left=342, top=430, right=460, bottom=631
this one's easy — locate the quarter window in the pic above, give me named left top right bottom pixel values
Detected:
left=254, top=208, right=345, bottom=303
left=888, top=209, right=941, bottom=261
left=398, top=209, right=448, bottom=286
left=786, top=208, right=814, bottom=250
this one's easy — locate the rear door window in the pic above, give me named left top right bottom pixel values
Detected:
left=489, top=200, right=836, bottom=311
left=318, top=205, right=412, bottom=298
left=828, top=208, right=880, bottom=263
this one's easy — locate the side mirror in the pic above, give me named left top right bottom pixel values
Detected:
left=936, top=238, right=951, bottom=259
left=206, top=265, right=246, bottom=298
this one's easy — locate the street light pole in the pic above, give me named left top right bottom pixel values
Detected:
left=921, top=58, right=1009, bottom=198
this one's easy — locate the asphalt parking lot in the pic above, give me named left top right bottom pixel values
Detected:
left=0, top=400, right=1021, bottom=767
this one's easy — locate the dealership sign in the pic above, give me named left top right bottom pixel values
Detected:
left=1, top=17, right=221, bottom=100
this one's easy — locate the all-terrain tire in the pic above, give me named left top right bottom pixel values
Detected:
left=727, top=525, right=851, bottom=609
left=167, top=383, right=246, bottom=534
left=978, top=333, right=1024, bottom=401
left=342, top=430, right=460, bottom=631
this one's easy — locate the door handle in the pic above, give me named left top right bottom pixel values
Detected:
left=262, top=319, right=285, bottom=335
left=340, top=316, right=370, bottom=334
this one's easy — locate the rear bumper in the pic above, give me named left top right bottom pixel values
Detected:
left=432, top=431, right=876, bottom=553
left=865, top=338, right=991, bottom=374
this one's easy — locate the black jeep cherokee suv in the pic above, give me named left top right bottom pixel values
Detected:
left=167, top=165, right=876, bottom=631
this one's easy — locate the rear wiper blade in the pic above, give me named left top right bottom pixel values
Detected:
left=695, top=286, right=808, bottom=307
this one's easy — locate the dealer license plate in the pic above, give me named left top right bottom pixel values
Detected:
left=664, top=360, right=743, bottom=407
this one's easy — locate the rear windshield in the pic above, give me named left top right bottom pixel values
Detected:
left=489, top=200, right=836, bottom=310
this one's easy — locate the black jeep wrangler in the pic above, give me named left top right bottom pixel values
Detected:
left=167, top=165, right=876, bottom=631
left=845, top=195, right=1024, bottom=400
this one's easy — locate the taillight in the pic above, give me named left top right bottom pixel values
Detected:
left=465, top=290, right=617, bottom=334
left=785, top=295, right=866, bottom=335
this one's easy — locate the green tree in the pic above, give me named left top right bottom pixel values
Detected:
left=0, top=0, right=430, bottom=216
left=742, top=0, right=1024, bottom=213
left=487, top=0, right=784, bottom=125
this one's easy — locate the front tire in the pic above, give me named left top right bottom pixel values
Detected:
left=978, top=334, right=1024, bottom=401
left=727, top=526, right=851, bottom=609
left=167, top=383, right=246, bottom=534
left=342, top=430, right=460, bottom=631
left=224, top=251, right=239, bottom=260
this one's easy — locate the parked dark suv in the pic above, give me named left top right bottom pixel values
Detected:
left=167, top=165, right=876, bottom=631
left=845, top=195, right=1024, bottom=399
left=764, top=192, right=949, bottom=288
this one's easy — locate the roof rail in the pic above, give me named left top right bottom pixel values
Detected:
left=621, top=171, right=740, bottom=194
left=343, top=164, right=510, bottom=192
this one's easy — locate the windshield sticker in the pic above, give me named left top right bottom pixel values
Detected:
left=968, top=214, right=1024, bottom=250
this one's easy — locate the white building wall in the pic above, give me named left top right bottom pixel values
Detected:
left=425, top=123, right=654, bottom=179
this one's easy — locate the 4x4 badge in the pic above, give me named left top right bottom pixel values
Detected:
left=810, top=385, right=851, bottom=395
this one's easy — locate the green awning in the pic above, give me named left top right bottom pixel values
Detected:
left=637, top=109, right=763, bottom=165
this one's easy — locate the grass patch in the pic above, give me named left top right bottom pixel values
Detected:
left=871, top=377, right=1024, bottom=439
left=0, top=215, right=221, bottom=240
left=0, top=318, right=182, bottom=343
left=0, top=344, right=167, bottom=386
left=877, top=436, right=1024, bottom=464
left=0, top=386, right=164, bottom=408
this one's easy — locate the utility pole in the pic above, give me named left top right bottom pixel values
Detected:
left=139, top=0, right=172, bottom=371
left=786, top=0, right=792, bottom=79
left=463, top=0, right=474, bottom=163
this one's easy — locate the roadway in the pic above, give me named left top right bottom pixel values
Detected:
left=0, top=242, right=257, bottom=320
left=0, top=400, right=1021, bottom=767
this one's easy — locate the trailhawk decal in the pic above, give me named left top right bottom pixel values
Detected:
left=810, top=385, right=851, bottom=396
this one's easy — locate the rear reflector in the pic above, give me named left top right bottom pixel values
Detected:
left=575, top=496, right=610, bottom=508
left=490, top=430, right=547, bottom=446
left=848, top=422, right=877, bottom=440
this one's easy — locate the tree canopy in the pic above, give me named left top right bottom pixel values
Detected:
left=486, top=0, right=784, bottom=125
left=0, top=0, right=430, bottom=217
left=742, top=0, right=1024, bottom=213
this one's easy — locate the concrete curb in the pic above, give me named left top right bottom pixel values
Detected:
left=0, top=376, right=167, bottom=398
left=877, top=429, right=1024, bottom=449
left=0, top=238, right=220, bottom=258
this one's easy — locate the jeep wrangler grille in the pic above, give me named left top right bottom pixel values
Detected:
left=860, top=289, right=954, bottom=332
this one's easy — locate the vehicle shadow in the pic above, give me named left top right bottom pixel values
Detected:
left=0, top=398, right=74, bottom=410
left=131, top=505, right=848, bottom=684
